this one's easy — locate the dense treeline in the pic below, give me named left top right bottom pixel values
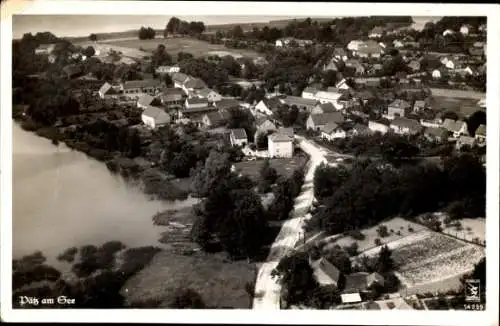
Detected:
left=309, top=153, right=485, bottom=235
left=164, top=17, right=206, bottom=37
left=138, top=26, right=156, bottom=40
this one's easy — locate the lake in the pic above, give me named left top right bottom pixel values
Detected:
left=12, top=124, right=197, bottom=266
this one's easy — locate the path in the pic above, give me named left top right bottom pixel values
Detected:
left=252, top=136, right=339, bottom=309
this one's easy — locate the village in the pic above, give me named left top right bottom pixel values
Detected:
left=12, top=15, right=487, bottom=311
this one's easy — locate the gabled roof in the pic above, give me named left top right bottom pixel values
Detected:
left=442, top=119, right=466, bottom=132
left=269, top=129, right=294, bottom=143
left=99, top=82, right=115, bottom=95
left=414, top=100, right=426, bottom=108
left=256, top=117, right=276, bottom=128
left=279, top=127, right=294, bottom=138
left=424, top=127, right=449, bottom=139
left=160, top=88, right=184, bottom=102
left=344, top=272, right=370, bottom=292
left=370, top=26, right=384, bottom=34
left=171, top=72, right=190, bottom=83
left=63, top=64, right=83, bottom=77
left=137, top=94, right=155, bottom=107
left=389, top=99, right=411, bottom=109
left=475, top=124, right=486, bottom=137
left=182, top=106, right=216, bottom=115
left=184, top=77, right=207, bottom=89
left=280, top=96, right=318, bottom=108
left=309, top=112, right=345, bottom=126
left=316, top=102, right=337, bottom=113
left=322, top=122, right=341, bottom=134
left=458, top=135, right=476, bottom=146
left=366, top=272, right=385, bottom=286
left=341, top=293, right=362, bottom=304
left=302, top=86, right=320, bottom=95
left=333, top=47, right=347, bottom=56
left=311, top=257, right=341, bottom=286
left=205, top=110, right=230, bottom=125
left=352, top=123, right=371, bottom=134
left=216, top=98, right=240, bottom=110
left=391, top=117, right=422, bottom=132
left=123, top=79, right=162, bottom=90
left=230, top=128, right=248, bottom=140
left=196, top=87, right=217, bottom=98
left=186, top=97, right=209, bottom=105
left=142, top=106, right=170, bottom=124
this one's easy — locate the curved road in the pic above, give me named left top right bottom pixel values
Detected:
left=252, top=136, right=335, bottom=309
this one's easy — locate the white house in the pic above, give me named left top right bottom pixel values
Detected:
left=98, top=82, right=121, bottom=99
left=321, top=122, right=346, bottom=140
left=141, top=106, right=171, bottom=129
left=301, top=87, right=319, bottom=100
left=392, top=40, right=404, bottom=48
left=335, top=78, right=351, bottom=90
left=369, top=26, right=384, bottom=39
left=333, top=48, right=348, bottom=61
left=155, top=65, right=180, bottom=74
left=255, top=98, right=279, bottom=116
left=196, top=88, right=222, bottom=103
left=230, top=128, right=248, bottom=147
left=432, top=69, right=442, bottom=79
left=268, top=129, right=294, bottom=158
left=185, top=97, right=209, bottom=110
left=171, top=72, right=190, bottom=89
left=475, top=124, right=486, bottom=146
left=347, top=40, right=365, bottom=51
left=456, top=135, right=476, bottom=150
left=182, top=77, right=207, bottom=94
left=442, top=29, right=455, bottom=36
left=390, top=117, right=423, bottom=135
left=460, top=24, right=471, bottom=35
left=314, top=90, right=343, bottom=105
left=368, top=120, right=390, bottom=134
left=442, top=119, right=468, bottom=138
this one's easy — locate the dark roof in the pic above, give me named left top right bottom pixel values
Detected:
left=63, top=64, right=83, bottom=77
left=309, top=112, right=345, bottom=126
left=99, top=82, right=116, bottom=95
left=123, top=79, right=162, bottom=90
left=317, top=102, right=337, bottom=113
left=230, top=128, right=248, bottom=140
left=171, top=72, right=189, bottom=83
left=137, top=94, right=155, bottom=107
left=344, top=272, right=369, bottom=293
left=315, top=258, right=341, bottom=285
left=424, top=127, right=449, bottom=139
left=184, top=77, right=207, bottom=89
left=389, top=99, right=411, bottom=109
left=142, top=106, right=170, bottom=124
left=216, top=99, right=240, bottom=110
left=186, top=97, right=209, bottom=105
left=182, top=106, right=217, bottom=115
left=322, top=122, right=340, bottom=134
left=281, top=96, right=318, bottom=108
left=333, top=47, right=347, bottom=56
left=391, top=117, right=422, bottom=132
left=205, top=110, right=230, bottom=125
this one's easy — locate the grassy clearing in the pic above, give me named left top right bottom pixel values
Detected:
left=441, top=217, right=485, bottom=244
left=101, top=37, right=261, bottom=59
left=430, top=88, right=485, bottom=100
left=233, top=155, right=308, bottom=182
left=122, top=251, right=256, bottom=308
left=79, top=42, right=151, bottom=59
left=324, top=217, right=426, bottom=254
left=431, top=96, right=483, bottom=119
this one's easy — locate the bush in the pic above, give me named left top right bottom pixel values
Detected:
left=374, top=238, right=382, bottom=246
left=396, top=230, right=402, bottom=236
left=57, top=247, right=78, bottom=263
left=347, top=229, right=366, bottom=240
left=408, top=225, right=414, bottom=232
left=376, top=225, right=389, bottom=238
left=344, top=242, right=359, bottom=257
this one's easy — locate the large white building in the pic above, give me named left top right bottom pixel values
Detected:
left=141, top=106, right=171, bottom=129
left=268, top=128, right=294, bottom=158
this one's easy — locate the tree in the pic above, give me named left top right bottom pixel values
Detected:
left=166, top=288, right=206, bottom=308
left=313, top=163, right=351, bottom=199
left=165, top=17, right=181, bottom=36
left=231, top=25, right=245, bottom=39
left=466, top=110, right=486, bottom=136
left=177, top=51, right=194, bottom=62
left=82, top=46, right=95, bottom=58
left=258, top=159, right=278, bottom=193
left=138, top=26, right=156, bottom=40
left=441, top=110, right=459, bottom=121
left=226, top=107, right=256, bottom=142
left=190, top=150, right=232, bottom=197
left=151, top=44, right=173, bottom=68
left=89, top=33, right=98, bottom=42
left=255, top=132, right=269, bottom=150
left=376, top=245, right=394, bottom=274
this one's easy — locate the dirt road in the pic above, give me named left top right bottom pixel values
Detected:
left=252, top=136, right=333, bottom=309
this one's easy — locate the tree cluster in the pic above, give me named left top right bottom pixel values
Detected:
left=164, top=17, right=205, bottom=37
left=267, top=168, right=306, bottom=221
left=138, top=26, right=156, bottom=40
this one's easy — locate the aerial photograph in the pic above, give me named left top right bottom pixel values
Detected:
left=10, top=14, right=486, bottom=311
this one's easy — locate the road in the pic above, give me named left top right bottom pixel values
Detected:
left=252, top=136, right=336, bottom=309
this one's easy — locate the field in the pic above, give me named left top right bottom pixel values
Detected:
left=324, top=217, right=427, bottom=253
left=122, top=251, right=256, bottom=308
left=79, top=41, right=151, bottom=60
left=441, top=217, right=486, bottom=244
left=431, top=96, right=483, bottom=119
left=233, top=155, right=308, bottom=182
left=99, top=37, right=261, bottom=60
left=430, top=88, right=486, bottom=100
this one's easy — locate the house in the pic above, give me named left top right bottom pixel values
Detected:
left=196, top=88, right=222, bottom=103
left=442, top=29, right=455, bottom=36
left=255, top=117, right=277, bottom=135
left=310, top=257, right=341, bottom=287
left=179, top=106, right=217, bottom=121
left=268, top=128, right=294, bottom=158
left=62, top=64, right=83, bottom=79
left=333, top=48, right=348, bottom=61
left=456, top=135, right=476, bottom=150
left=387, top=99, right=411, bottom=119
left=350, top=123, right=372, bottom=136
left=202, top=110, right=230, bottom=128
left=473, top=41, right=486, bottom=48
left=321, top=122, right=346, bottom=140
left=356, top=90, right=376, bottom=105
left=432, top=69, right=443, bottom=79
left=35, top=43, right=56, bottom=55
left=255, top=98, right=280, bottom=116
left=121, top=79, right=163, bottom=99
left=313, top=90, right=344, bottom=107
left=341, top=293, right=363, bottom=305
left=369, top=26, right=384, bottom=39
left=323, top=60, right=339, bottom=72
left=368, top=120, right=390, bottom=134
left=159, top=88, right=184, bottom=108
left=335, top=78, right=351, bottom=90
left=424, top=127, right=449, bottom=143
left=420, top=119, right=441, bottom=128
left=306, top=112, right=345, bottom=131
left=311, top=102, right=337, bottom=115
left=230, top=128, right=248, bottom=147
left=215, top=98, right=241, bottom=111
left=98, top=82, right=121, bottom=99
left=460, top=24, right=471, bottom=35
left=347, top=40, right=365, bottom=51
left=155, top=65, right=180, bottom=75
left=353, top=41, right=383, bottom=58
left=275, top=37, right=313, bottom=48
left=118, top=57, right=137, bottom=65
left=137, top=94, right=156, bottom=110
left=440, top=56, right=456, bottom=70
left=390, top=117, right=423, bottom=135
left=185, top=97, right=209, bottom=110
left=141, top=106, right=171, bottom=129
left=344, top=272, right=385, bottom=294
left=345, top=59, right=365, bottom=75
left=442, top=119, right=468, bottom=138
left=171, top=72, right=190, bottom=88
left=475, top=124, right=486, bottom=145
left=413, top=100, right=427, bottom=113
left=182, top=77, right=207, bottom=93
left=408, top=60, right=421, bottom=72
left=279, top=96, right=319, bottom=112
left=392, top=40, right=404, bottom=48
left=302, top=87, right=320, bottom=100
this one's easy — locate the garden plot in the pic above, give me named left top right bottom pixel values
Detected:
left=329, top=217, right=426, bottom=253
left=441, top=217, right=486, bottom=244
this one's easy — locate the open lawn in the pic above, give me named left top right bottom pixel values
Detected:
left=324, top=217, right=427, bottom=254
left=430, top=88, right=485, bottom=100
left=100, top=37, right=261, bottom=60
left=441, top=217, right=486, bottom=244
left=431, top=96, right=483, bottom=119
left=122, top=251, right=256, bottom=308
left=79, top=42, right=151, bottom=60
left=233, top=155, right=308, bottom=182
